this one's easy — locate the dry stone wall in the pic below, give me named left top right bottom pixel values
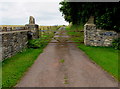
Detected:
left=0, top=34, right=2, bottom=62
left=0, top=27, right=25, bottom=32
left=0, top=27, right=39, bottom=61
left=84, top=23, right=118, bottom=46
left=0, top=16, right=39, bottom=61
left=0, top=30, right=29, bottom=60
left=25, top=24, right=39, bottom=39
left=84, top=16, right=118, bottom=46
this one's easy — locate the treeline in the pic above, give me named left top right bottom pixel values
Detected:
left=59, top=1, right=120, bottom=32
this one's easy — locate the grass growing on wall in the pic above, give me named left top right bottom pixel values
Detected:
left=66, top=24, right=119, bottom=81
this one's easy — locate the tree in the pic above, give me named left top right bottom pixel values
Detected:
left=59, top=1, right=120, bottom=32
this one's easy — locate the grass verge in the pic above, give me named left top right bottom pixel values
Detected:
left=2, top=48, right=43, bottom=87
left=77, top=44, right=119, bottom=81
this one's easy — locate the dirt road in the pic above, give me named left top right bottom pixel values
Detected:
left=16, top=27, right=118, bottom=87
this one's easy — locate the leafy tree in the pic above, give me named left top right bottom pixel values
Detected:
left=59, top=1, right=120, bottom=32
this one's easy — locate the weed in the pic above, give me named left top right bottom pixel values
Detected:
left=59, top=59, right=65, bottom=63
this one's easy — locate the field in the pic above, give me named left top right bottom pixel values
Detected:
left=0, top=25, right=62, bottom=29
left=66, top=24, right=84, bottom=43
left=39, top=26, right=61, bottom=36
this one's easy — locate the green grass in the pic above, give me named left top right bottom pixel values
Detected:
left=66, top=24, right=119, bottom=81
left=2, top=32, right=53, bottom=87
left=66, top=24, right=84, bottom=43
left=2, top=48, right=43, bottom=87
left=59, top=59, right=65, bottom=63
left=0, top=62, right=2, bottom=89
left=1, top=25, right=60, bottom=88
left=64, top=76, right=69, bottom=84
left=77, top=44, right=119, bottom=81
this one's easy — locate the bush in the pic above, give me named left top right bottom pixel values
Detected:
left=28, top=38, right=48, bottom=49
left=112, top=38, right=120, bottom=50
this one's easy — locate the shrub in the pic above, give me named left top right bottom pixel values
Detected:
left=112, top=38, right=120, bottom=50
left=28, top=38, right=48, bottom=49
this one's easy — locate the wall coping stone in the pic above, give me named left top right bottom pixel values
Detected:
left=84, top=23, right=96, bottom=26
left=0, top=30, right=29, bottom=34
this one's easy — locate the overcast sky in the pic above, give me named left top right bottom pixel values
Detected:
left=0, top=0, right=69, bottom=26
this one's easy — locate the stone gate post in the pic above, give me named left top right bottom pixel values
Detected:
left=25, top=16, right=39, bottom=39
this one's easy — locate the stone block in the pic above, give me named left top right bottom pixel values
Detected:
left=0, top=27, right=2, bottom=32
left=1, top=30, right=28, bottom=60
left=3, top=27, right=7, bottom=32
left=7, top=27, right=12, bottom=31
left=84, top=22, right=118, bottom=47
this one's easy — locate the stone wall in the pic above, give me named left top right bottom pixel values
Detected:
left=25, top=24, right=39, bottom=39
left=0, top=34, right=2, bottom=62
left=0, top=16, right=39, bottom=61
left=0, top=26, right=25, bottom=32
left=0, top=30, right=29, bottom=60
left=84, top=16, right=118, bottom=46
left=0, top=27, right=39, bottom=61
left=0, top=26, right=39, bottom=61
left=84, top=23, right=118, bottom=46
left=0, top=27, right=27, bottom=61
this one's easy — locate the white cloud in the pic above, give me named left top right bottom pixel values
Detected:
left=0, top=0, right=63, bottom=2
left=0, top=1, right=69, bottom=25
